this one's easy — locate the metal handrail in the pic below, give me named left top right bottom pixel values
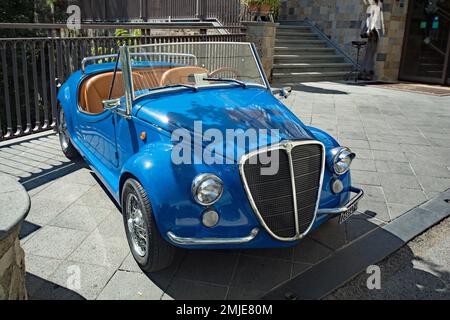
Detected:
left=0, top=22, right=245, bottom=30
left=303, top=20, right=356, bottom=66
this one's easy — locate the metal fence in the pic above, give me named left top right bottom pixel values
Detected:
left=0, top=24, right=246, bottom=141
left=75, top=0, right=246, bottom=26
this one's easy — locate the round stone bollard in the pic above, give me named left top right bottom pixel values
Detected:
left=0, top=173, right=30, bottom=300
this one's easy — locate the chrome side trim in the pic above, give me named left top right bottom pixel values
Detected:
left=317, top=187, right=364, bottom=215
left=167, top=228, right=259, bottom=245
left=239, top=140, right=326, bottom=242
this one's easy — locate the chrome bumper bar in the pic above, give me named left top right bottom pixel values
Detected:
left=317, top=187, right=364, bottom=215
left=167, top=228, right=259, bottom=246
left=167, top=188, right=363, bottom=245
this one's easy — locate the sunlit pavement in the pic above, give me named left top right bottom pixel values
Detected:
left=1, top=81, right=449, bottom=300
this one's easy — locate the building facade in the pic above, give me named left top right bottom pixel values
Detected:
left=279, top=0, right=450, bottom=85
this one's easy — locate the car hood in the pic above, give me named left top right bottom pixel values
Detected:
left=135, top=86, right=314, bottom=161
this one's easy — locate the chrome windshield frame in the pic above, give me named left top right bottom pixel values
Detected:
left=119, top=46, right=133, bottom=116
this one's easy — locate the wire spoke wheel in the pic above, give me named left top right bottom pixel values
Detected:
left=126, top=193, right=149, bottom=257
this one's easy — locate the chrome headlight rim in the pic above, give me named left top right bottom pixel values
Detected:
left=191, top=173, right=224, bottom=206
left=331, top=147, right=355, bottom=176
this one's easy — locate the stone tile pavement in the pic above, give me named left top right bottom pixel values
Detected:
left=0, top=81, right=449, bottom=300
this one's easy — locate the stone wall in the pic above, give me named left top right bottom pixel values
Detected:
left=0, top=225, right=27, bottom=300
left=242, top=21, right=279, bottom=81
left=279, top=0, right=410, bottom=82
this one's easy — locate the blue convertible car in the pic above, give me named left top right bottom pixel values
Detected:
left=57, top=42, right=363, bottom=271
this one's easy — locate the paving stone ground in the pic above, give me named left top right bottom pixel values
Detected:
left=1, top=81, right=449, bottom=300
left=325, top=215, right=450, bottom=300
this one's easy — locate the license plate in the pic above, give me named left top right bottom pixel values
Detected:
left=338, top=202, right=358, bottom=224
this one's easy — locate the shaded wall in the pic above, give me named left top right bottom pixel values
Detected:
left=279, top=0, right=410, bottom=81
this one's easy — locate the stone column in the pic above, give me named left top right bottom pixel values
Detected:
left=242, top=21, right=279, bottom=82
left=0, top=174, right=30, bottom=300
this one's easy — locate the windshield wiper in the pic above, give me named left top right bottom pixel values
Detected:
left=164, top=84, right=198, bottom=92
left=203, top=77, right=247, bottom=88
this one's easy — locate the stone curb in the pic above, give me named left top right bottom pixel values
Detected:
left=261, top=189, right=450, bottom=300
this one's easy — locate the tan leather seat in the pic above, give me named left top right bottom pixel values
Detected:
left=80, top=71, right=145, bottom=114
left=134, top=67, right=171, bottom=90
left=80, top=72, right=125, bottom=114
left=79, top=67, right=179, bottom=115
left=159, top=66, right=209, bottom=87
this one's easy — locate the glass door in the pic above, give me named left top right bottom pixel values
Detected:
left=399, top=0, right=450, bottom=84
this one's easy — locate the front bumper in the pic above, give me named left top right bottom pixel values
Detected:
left=166, top=187, right=364, bottom=246
left=317, top=187, right=364, bottom=215
left=167, top=228, right=260, bottom=245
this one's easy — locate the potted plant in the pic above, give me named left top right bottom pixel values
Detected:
left=245, top=0, right=280, bottom=18
left=246, top=0, right=262, bottom=14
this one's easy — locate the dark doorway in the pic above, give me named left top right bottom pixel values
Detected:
left=399, top=0, right=450, bottom=85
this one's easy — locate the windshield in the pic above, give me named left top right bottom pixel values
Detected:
left=126, top=42, right=266, bottom=99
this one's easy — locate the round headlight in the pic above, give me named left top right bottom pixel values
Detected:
left=192, top=174, right=224, bottom=206
left=331, top=147, right=355, bottom=175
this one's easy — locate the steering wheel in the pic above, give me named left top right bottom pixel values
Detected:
left=208, top=67, right=240, bottom=80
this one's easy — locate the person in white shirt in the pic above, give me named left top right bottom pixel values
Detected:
left=360, top=0, right=385, bottom=80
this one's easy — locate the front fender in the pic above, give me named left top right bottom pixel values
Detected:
left=307, top=126, right=353, bottom=209
left=119, top=142, right=260, bottom=245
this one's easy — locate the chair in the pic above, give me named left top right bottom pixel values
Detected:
left=346, top=41, right=367, bottom=83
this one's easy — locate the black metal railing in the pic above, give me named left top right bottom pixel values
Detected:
left=0, top=24, right=246, bottom=141
left=75, top=0, right=247, bottom=26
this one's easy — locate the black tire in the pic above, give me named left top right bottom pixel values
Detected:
left=58, top=107, right=79, bottom=159
left=122, top=178, right=175, bottom=272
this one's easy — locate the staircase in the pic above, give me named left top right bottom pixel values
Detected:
left=272, top=25, right=354, bottom=84
left=417, top=45, right=445, bottom=79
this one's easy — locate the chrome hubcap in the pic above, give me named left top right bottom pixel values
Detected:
left=126, top=193, right=148, bottom=257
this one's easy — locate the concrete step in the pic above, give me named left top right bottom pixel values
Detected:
left=418, top=63, right=444, bottom=71
left=274, top=54, right=345, bottom=63
left=274, top=46, right=336, bottom=54
left=277, top=25, right=312, bottom=32
left=276, top=33, right=319, bottom=40
left=273, top=62, right=353, bottom=73
left=276, top=28, right=314, bottom=33
left=273, top=23, right=355, bottom=83
left=275, top=39, right=328, bottom=47
left=272, top=71, right=350, bottom=82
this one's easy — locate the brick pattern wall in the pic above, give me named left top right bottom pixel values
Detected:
left=280, top=0, right=409, bottom=82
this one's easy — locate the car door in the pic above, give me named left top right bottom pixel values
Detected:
left=75, top=72, right=120, bottom=171
left=76, top=109, right=119, bottom=171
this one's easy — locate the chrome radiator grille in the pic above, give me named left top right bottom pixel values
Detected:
left=240, top=141, right=324, bottom=241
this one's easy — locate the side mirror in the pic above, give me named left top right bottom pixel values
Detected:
left=102, top=98, right=121, bottom=111
left=272, top=87, right=292, bottom=99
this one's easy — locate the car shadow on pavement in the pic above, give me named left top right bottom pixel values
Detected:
left=141, top=212, right=387, bottom=300
left=276, top=83, right=349, bottom=95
